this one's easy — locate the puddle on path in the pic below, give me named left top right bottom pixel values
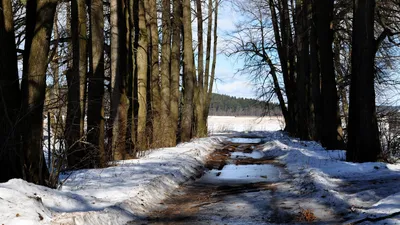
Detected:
left=133, top=139, right=293, bottom=225
left=229, top=137, right=264, bottom=144
left=199, top=164, right=284, bottom=184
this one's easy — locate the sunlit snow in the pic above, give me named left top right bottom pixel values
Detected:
left=0, top=116, right=399, bottom=224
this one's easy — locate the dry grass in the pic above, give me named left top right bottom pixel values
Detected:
left=296, top=208, right=317, bottom=222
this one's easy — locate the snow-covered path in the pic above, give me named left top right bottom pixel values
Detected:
left=0, top=128, right=399, bottom=224
left=135, top=132, right=400, bottom=224
left=134, top=136, right=340, bottom=224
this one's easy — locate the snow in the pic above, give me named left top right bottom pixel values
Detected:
left=0, top=136, right=225, bottom=225
left=199, top=164, right=285, bottom=184
left=0, top=116, right=399, bottom=224
left=208, top=116, right=284, bottom=134
left=229, top=137, right=263, bottom=144
left=259, top=131, right=400, bottom=223
left=231, top=150, right=264, bottom=159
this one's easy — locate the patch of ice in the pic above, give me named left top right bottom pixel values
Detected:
left=229, top=138, right=263, bottom=144
left=231, top=150, right=264, bottom=159
left=199, top=164, right=283, bottom=184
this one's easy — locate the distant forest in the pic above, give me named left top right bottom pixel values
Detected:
left=209, top=93, right=281, bottom=116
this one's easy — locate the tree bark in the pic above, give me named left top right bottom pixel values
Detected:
left=161, top=0, right=174, bottom=146
left=136, top=0, right=149, bottom=150
left=181, top=0, right=195, bottom=142
left=309, top=6, right=322, bottom=142
left=146, top=0, right=161, bottom=147
left=87, top=0, right=106, bottom=166
left=110, top=0, right=129, bottom=160
left=347, top=0, right=381, bottom=162
left=21, top=0, right=58, bottom=185
left=206, top=0, right=218, bottom=120
left=0, top=0, right=23, bottom=182
left=269, top=0, right=290, bottom=127
left=170, top=0, right=181, bottom=145
left=127, top=0, right=137, bottom=156
left=315, top=0, right=344, bottom=149
left=66, top=0, right=88, bottom=168
left=194, top=0, right=207, bottom=137
left=273, top=0, right=296, bottom=134
left=294, top=0, right=311, bottom=140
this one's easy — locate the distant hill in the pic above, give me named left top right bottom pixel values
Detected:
left=209, top=93, right=281, bottom=117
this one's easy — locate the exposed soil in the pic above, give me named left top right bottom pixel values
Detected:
left=131, top=139, right=339, bottom=225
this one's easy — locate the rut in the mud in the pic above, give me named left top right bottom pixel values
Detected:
left=137, top=138, right=294, bottom=225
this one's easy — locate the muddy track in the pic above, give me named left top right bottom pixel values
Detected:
left=130, top=138, right=342, bottom=225
left=129, top=139, right=295, bottom=224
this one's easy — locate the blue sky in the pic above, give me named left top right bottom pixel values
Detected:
left=211, top=3, right=258, bottom=99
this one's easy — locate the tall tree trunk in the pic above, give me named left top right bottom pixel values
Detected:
left=294, top=0, right=311, bottom=140
left=126, top=0, right=136, bottom=156
left=277, top=0, right=296, bottom=134
left=161, top=0, right=174, bottom=146
left=0, top=0, right=23, bottom=182
left=146, top=0, right=161, bottom=147
left=194, top=0, right=207, bottom=137
left=269, top=0, right=290, bottom=127
left=87, top=0, right=106, bottom=166
left=204, top=0, right=213, bottom=93
left=136, top=0, right=149, bottom=150
left=181, top=0, right=195, bottom=142
left=21, top=0, right=58, bottom=185
left=309, top=7, right=322, bottom=142
left=347, top=0, right=381, bottom=162
left=110, top=0, right=129, bottom=160
left=206, top=0, right=218, bottom=119
left=170, top=0, right=181, bottom=145
left=315, top=0, right=344, bottom=149
left=66, top=0, right=88, bottom=168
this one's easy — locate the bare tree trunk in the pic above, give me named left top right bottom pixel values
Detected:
left=347, top=0, right=381, bottom=162
left=181, top=0, right=195, bottom=142
left=204, top=0, right=213, bottom=92
left=146, top=0, right=161, bottom=147
left=315, top=0, right=344, bottom=149
left=269, top=0, right=290, bottom=126
left=21, top=0, right=58, bottom=185
left=161, top=0, right=174, bottom=146
left=126, top=0, right=138, bottom=157
left=170, top=0, right=181, bottom=145
left=194, top=0, right=207, bottom=137
left=309, top=7, right=322, bottom=142
left=0, top=0, right=23, bottom=182
left=110, top=0, right=129, bottom=160
left=66, top=0, right=88, bottom=168
left=294, top=0, right=311, bottom=140
left=87, top=0, right=106, bottom=166
left=136, top=0, right=149, bottom=150
left=271, top=0, right=296, bottom=134
left=205, top=0, right=218, bottom=122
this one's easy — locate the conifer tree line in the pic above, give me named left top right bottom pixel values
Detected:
left=0, top=0, right=219, bottom=186
left=209, top=93, right=281, bottom=117
left=227, top=0, right=400, bottom=163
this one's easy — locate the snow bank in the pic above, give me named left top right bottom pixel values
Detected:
left=260, top=131, right=400, bottom=223
left=0, top=136, right=225, bottom=225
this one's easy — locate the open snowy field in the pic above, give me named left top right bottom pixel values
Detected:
left=208, top=116, right=284, bottom=134
left=0, top=116, right=399, bottom=224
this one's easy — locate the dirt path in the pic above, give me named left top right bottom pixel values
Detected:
left=130, top=138, right=339, bottom=224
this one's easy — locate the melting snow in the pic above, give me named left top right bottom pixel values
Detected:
left=231, top=150, right=264, bottom=159
left=0, top=117, right=399, bottom=224
left=199, top=164, right=284, bottom=184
